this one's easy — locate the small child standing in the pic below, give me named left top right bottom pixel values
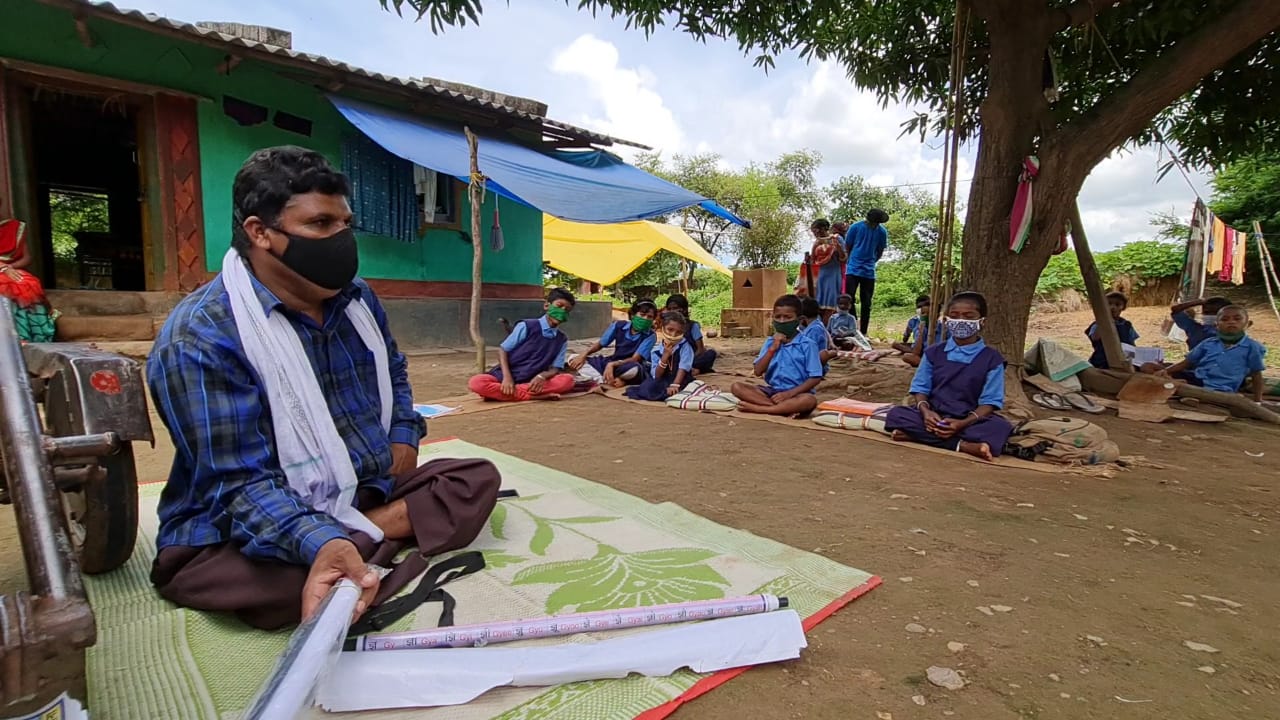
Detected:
left=568, top=299, right=657, bottom=386
left=468, top=287, right=577, bottom=401
left=665, top=294, right=717, bottom=374
left=1085, top=291, right=1140, bottom=369
left=1160, top=305, right=1266, bottom=400
left=625, top=311, right=695, bottom=401
left=730, top=294, right=823, bottom=416
left=884, top=291, right=1014, bottom=460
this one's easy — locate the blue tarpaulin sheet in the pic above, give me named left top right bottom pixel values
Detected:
left=329, top=95, right=748, bottom=227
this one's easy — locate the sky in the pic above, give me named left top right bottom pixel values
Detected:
left=124, top=0, right=1210, bottom=251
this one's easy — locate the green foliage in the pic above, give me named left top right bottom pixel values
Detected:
left=48, top=191, right=109, bottom=260
left=637, top=150, right=823, bottom=272
left=1096, top=241, right=1186, bottom=284
left=687, top=268, right=732, bottom=327
left=386, top=0, right=1280, bottom=171
left=1211, top=153, right=1280, bottom=230
left=1036, top=252, right=1085, bottom=295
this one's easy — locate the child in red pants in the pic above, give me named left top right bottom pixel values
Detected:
left=467, top=288, right=577, bottom=401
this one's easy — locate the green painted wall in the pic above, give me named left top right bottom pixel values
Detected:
left=2, top=0, right=543, bottom=286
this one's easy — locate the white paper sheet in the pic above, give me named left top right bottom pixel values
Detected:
left=1122, top=343, right=1165, bottom=366
left=316, top=609, right=807, bottom=712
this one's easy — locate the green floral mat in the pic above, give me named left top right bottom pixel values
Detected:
left=85, top=439, right=875, bottom=719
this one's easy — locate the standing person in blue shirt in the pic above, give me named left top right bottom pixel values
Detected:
left=1160, top=305, right=1266, bottom=400
left=146, top=147, right=500, bottom=630
left=843, top=208, right=890, bottom=335
left=731, top=294, right=824, bottom=417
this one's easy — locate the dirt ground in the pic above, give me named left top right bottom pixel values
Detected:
left=2, top=303, right=1279, bottom=719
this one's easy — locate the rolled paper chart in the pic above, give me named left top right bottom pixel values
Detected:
left=352, top=593, right=788, bottom=652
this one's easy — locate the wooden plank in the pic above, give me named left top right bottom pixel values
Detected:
left=1070, top=202, right=1128, bottom=371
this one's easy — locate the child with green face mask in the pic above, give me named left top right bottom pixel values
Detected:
left=1160, top=304, right=1267, bottom=402
left=568, top=299, right=659, bottom=387
left=468, top=287, right=578, bottom=401
left=729, top=294, right=823, bottom=417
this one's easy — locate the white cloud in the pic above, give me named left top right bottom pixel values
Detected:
left=549, top=34, right=684, bottom=154
left=1080, top=146, right=1209, bottom=249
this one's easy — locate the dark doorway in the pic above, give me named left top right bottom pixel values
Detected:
left=27, top=89, right=146, bottom=291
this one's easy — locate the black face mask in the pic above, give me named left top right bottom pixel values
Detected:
left=272, top=226, right=359, bottom=290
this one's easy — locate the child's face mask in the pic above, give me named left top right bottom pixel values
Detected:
left=773, top=319, right=801, bottom=338
left=547, top=305, right=570, bottom=323
left=944, top=318, right=983, bottom=340
left=631, top=316, right=654, bottom=332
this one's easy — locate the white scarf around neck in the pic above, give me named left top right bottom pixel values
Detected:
left=222, top=248, right=392, bottom=541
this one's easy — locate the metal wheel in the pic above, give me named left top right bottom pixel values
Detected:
left=43, top=372, right=139, bottom=574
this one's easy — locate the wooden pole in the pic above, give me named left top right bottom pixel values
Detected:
left=803, top=252, right=815, bottom=297
left=1080, top=368, right=1280, bottom=424
left=1254, top=222, right=1280, bottom=326
left=465, top=127, right=486, bottom=373
left=1069, top=202, right=1129, bottom=372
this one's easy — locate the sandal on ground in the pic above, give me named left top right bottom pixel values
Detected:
left=1061, top=391, right=1105, bottom=414
left=1031, top=392, right=1069, bottom=411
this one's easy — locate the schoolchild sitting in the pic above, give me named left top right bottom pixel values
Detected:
left=884, top=291, right=1013, bottom=460
left=730, top=294, right=823, bottom=417
left=665, top=293, right=717, bottom=374
left=625, top=311, right=695, bottom=401
left=467, top=288, right=576, bottom=401
left=568, top=298, right=657, bottom=387
left=1159, top=305, right=1266, bottom=402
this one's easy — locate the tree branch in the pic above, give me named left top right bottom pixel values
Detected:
left=1055, top=0, right=1135, bottom=31
left=1062, top=0, right=1280, bottom=176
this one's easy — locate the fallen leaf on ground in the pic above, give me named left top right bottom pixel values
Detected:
left=1016, top=502, right=1035, bottom=508
left=976, top=606, right=994, bottom=616
left=1200, top=595, right=1243, bottom=609
left=1086, top=635, right=1107, bottom=646
left=947, top=641, right=966, bottom=653
left=912, top=695, right=926, bottom=706
left=966, top=580, right=980, bottom=587
left=898, top=576, right=914, bottom=583
left=890, top=493, right=910, bottom=499
left=905, top=623, right=926, bottom=634
left=1198, top=666, right=1216, bottom=674
left=926, top=666, right=966, bottom=690
left=909, top=527, right=928, bottom=534
left=1073, top=513, right=1089, bottom=520
left=991, top=605, right=1014, bottom=613
left=876, top=712, right=893, bottom=720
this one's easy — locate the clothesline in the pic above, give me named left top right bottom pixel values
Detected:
left=1182, top=199, right=1248, bottom=302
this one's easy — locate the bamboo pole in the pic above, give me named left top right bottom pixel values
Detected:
left=1254, top=222, right=1280, bottom=327
left=465, top=127, right=485, bottom=372
left=1069, top=202, right=1129, bottom=372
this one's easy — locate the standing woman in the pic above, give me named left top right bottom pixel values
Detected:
left=0, top=218, right=59, bottom=342
left=808, top=218, right=847, bottom=319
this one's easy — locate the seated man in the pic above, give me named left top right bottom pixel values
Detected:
left=468, top=288, right=577, bottom=401
left=731, top=294, right=822, bottom=416
left=147, top=147, right=501, bottom=630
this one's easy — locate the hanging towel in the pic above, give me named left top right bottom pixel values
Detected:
left=1232, top=230, right=1247, bottom=285
left=1180, top=200, right=1209, bottom=301
left=222, top=249, right=391, bottom=541
left=1207, top=216, right=1225, bottom=275
left=1009, top=156, right=1039, bottom=253
left=1220, top=227, right=1235, bottom=282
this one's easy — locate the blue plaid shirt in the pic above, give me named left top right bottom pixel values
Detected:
left=147, top=271, right=425, bottom=566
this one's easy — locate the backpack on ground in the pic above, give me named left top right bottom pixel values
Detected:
left=1006, top=417, right=1120, bottom=465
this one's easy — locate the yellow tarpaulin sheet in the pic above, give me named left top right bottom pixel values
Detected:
left=542, top=215, right=732, bottom=286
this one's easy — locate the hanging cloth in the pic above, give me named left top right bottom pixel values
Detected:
left=1009, top=156, right=1039, bottom=253
left=1207, top=217, right=1225, bottom=274
left=1180, top=200, right=1209, bottom=301
left=1219, top=227, right=1235, bottom=282
left=1232, top=230, right=1248, bottom=284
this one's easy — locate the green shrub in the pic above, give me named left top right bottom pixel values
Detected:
left=1037, top=252, right=1085, bottom=294
left=1095, top=240, right=1185, bottom=287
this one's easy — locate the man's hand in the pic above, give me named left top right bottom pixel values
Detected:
left=390, top=442, right=418, bottom=476
left=567, top=355, right=587, bottom=371
left=529, top=374, right=547, bottom=394
left=303, top=539, right=379, bottom=622
left=500, top=376, right=516, bottom=396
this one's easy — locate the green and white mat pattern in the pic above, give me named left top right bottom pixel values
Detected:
left=85, top=439, right=876, bottom=719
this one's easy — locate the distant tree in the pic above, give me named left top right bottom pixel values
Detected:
left=1209, top=153, right=1280, bottom=288
left=385, top=0, right=1280, bottom=375
left=48, top=191, right=109, bottom=260
left=634, top=149, right=823, bottom=273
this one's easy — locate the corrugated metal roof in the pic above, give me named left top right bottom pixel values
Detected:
left=46, top=0, right=650, bottom=149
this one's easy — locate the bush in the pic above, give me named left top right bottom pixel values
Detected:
left=1095, top=240, right=1185, bottom=287
left=688, top=269, right=733, bottom=327
left=1037, top=252, right=1085, bottom=295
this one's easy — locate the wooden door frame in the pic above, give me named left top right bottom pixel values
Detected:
left=0, top=59, right=204, bottom=292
